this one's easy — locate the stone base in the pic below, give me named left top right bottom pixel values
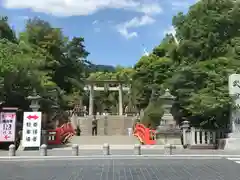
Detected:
left=224, top=138, right=240, bottom=150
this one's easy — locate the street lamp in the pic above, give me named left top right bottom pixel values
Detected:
left=159, top=89, right=176, bottom=126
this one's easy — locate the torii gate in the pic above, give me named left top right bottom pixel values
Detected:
left=84, top=80, right=130, bottom=115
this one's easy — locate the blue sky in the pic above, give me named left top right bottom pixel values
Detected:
left=0, top=0, right=198, bottom=67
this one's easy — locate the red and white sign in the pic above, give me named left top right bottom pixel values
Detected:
left=22, top=112, right=42, bottom=147
left=0, top=112, right=16, bottom=142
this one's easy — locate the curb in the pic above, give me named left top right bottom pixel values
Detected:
left=17, top=144, right=183, bottom=151
left=0, top=154, right=239, bottom=160
left=50, top=145, right=183, bottom=150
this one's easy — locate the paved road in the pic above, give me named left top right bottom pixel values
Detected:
left=1, top=157, right=240, bottom=180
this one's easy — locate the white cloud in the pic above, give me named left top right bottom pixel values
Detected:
left=117, top=15, right=155, bottom=39
left=118, top=28, right=138, bottom=39
left=171, top=1, right=190, bottom=10
left=133, top=2, right=162, bottom=15
left=2, top=0, right=162, bottom=17
left=92, top=20, right=98, bottom=25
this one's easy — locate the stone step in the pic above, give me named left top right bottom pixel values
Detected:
left=70, top=135, right=139, bottom=145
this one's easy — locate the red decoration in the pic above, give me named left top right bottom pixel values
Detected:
left=133, top=123, right=156, bottom=145
left=4, top=135, right=9, bottom=140
left=47, top=122, right=75, bottom=145
left=27, top=115, right=39, bottom=120
left=47, top=130, right=61, bottom=145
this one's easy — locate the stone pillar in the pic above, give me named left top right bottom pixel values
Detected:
left=89, top=84, right=94, bottom=116
left=9, top=144, right=16, bottom=156
left=104, top=114, right=108, bottom=135
left=118, top=83, right=123, bottom=116
left=103, top=143, right=110, bottom=155
left=225, top=74, right=240, bottom=150
left=181, top=121, right=190, bottom=148
left=134, top=144, right=141, bottom=155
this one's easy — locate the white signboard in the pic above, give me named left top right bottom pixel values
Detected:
left=22, top=112, right=42, bottom=147
left=0, top=112, right=16, bottom=142
left=229, top=74, right=240, bottom=105
left=229, top=74, right=240, bottom=134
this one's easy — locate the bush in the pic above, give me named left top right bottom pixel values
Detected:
left=140, top=100, right=164, bottom=129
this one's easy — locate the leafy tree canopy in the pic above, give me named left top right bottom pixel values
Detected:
left=0, top=0, right=239, bottom=129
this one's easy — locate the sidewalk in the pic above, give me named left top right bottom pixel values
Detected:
left=1, top=147, right=240, bottom=157
left=50, top=144, right=183, bottom=150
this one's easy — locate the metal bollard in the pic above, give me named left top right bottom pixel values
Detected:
left=40, top=144, right=47, bottom=156
left=134, top=144, right=141, bottom=155
left=41, top=130, right=48, bottom=145
left=170, top=144, right=176, bottom=155
left=72, top=144, right=79, bottom=156
left=103, top=143, right=110, bottom=155
left=164, top=144, right=176, bottom=155
left=9, top=144, right=16, bottom=156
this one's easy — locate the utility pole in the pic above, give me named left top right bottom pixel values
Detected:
left=142, top=44, right=149, bottom=56
left=170, top=26, right=179, bottom=46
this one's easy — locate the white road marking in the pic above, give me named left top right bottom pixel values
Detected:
left=226, top=157, right=240, bottom=164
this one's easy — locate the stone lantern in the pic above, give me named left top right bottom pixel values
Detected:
left=27, top=89, right=41, bottom=112
left=159, top=89, right=176, bottom=126
left=27, top=89, right=48, bottom=145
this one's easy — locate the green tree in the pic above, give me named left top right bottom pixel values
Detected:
left=140, top=86, right=164, bottom=128
left=132, top=54, right=173, bottom=109
left=0, top=16, right=17, bottom=43
left=166, top=0, right=240, bottom=128
left=0, top=39, right=54, bottom=108
left=22, top=17, right=90, bottom=108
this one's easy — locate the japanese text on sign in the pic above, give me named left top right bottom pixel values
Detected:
left=0, top=112, right=16, bottom=142
left=233, top=80, right=240, bottom=88
left=22, top=112, right=42, bottom=147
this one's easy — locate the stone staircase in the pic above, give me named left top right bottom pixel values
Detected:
left=70, top=115, right=182, bottom=146
left=98, top=115, right=134, bottom=135
left=70, top=135, right=139, bottom=145
left=71, top=115, right=135, bottom=136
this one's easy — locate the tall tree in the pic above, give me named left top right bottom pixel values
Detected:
left=22, top=17, right=90, bottom=108
left=167, top=0, right=240, bottom=128
left=0, top=16, right=17, bottom=43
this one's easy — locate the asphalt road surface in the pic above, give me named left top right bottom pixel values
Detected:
left=1, top=157, right=240, bottom=180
